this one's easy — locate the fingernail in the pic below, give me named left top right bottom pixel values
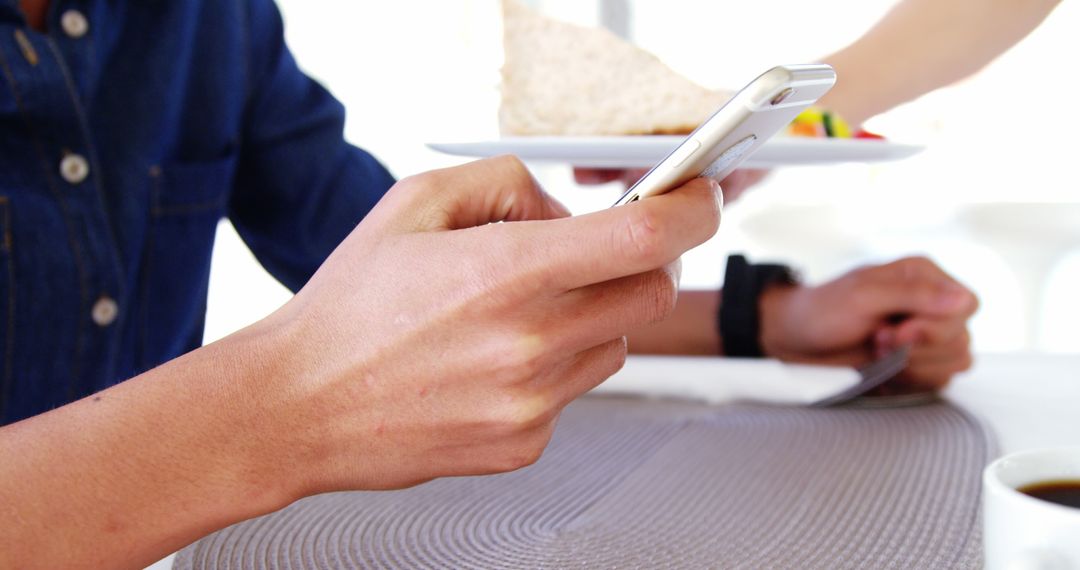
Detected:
left=670, top=259, right=683, bottom=283
left=935, top=288, right=969, bottom=311
left=876, top=328, right=894, bottom=348
left=945, top=281, right=967, bottom=293
left=708, top=179, right=725, bottom=210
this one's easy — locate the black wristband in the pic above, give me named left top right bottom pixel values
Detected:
left=719, top=255, right=798, bottom=357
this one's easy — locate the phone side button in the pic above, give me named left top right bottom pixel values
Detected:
left=669, top=139, right=701, bottom=168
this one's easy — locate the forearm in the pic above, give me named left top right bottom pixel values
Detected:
left=819, top=0, right=1061, bottom=125
left=0, top=320, right=296, bottom=569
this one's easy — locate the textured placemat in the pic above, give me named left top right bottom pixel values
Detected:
left=175, top=396, right=994, bottom=569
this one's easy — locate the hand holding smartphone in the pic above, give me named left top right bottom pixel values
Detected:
left=612, top=64, right=836, bottom=207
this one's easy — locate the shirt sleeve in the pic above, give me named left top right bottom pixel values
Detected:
left=229, top=0, right=396, bottom=293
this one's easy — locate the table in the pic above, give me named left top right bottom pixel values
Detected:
left=942, top=352, right=1080, bottom=455
left=143, top=352, right=1080, bottom=570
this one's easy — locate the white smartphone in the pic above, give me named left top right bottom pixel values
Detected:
left=611, top=64, right=836, bottom=207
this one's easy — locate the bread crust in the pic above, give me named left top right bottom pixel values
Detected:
left=500, top=0, right=727, bottom=136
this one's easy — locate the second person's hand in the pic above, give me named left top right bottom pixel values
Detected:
left=759, top=257, right=978, bottom=390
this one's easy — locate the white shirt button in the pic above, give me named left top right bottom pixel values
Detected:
left=60, top=153, right=89, bottom=184
left=60, top=9, right=89, bottom=39
left=91, top=297, right=119, bottom=327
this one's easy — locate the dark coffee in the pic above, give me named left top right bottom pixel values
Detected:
left=1018, top=480, right=1080, bottom=509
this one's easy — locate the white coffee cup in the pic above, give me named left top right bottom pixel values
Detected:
left=983, top=447, right=1080, bottom=570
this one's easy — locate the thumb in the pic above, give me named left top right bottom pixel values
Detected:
left=848, top=259, right=976, bottom=320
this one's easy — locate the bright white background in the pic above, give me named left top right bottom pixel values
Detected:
left=203, top=0, right=1080, bottom=353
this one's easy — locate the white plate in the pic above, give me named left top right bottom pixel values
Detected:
left=427, top=136, right=923, bottom=169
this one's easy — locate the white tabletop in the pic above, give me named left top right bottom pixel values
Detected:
left=144, top=351, right=1079, bottom=570
left=599, top=352, right=1080, bottom=458
left=942, top=352, right=1080, bottom=455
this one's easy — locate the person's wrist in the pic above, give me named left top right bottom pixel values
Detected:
left=819, top=54, right=872, bottom=128
left=720, top=256, right=801, bottom=357
left=211, top=311, right=320, bottom=510
left=758, top=282, right=800, bottom=359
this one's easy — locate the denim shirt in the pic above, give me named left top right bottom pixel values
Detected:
left=0, top=0, right=396, bottom=424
